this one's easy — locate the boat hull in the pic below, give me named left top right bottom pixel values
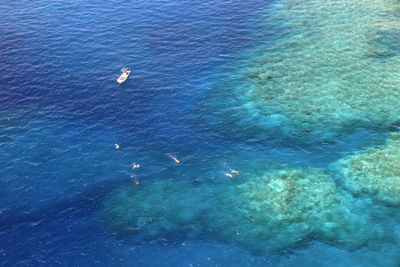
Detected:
left=117, top=70, right=131, bottom=84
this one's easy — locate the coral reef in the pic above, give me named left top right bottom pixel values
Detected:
left=101, top=168, right=389, bottom=252
left=333, top=133, right=400, bottom=206
left=197, top=0, right=400, bottom=142
left=101, top=180, right=209, bottom=238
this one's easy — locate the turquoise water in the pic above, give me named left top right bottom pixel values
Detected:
left=2, top=0, right=400, bottom=266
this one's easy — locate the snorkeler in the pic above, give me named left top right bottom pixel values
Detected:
left=171, top=156, right=180, bottom=164
left=132, top=163, right=140, bottom=169
left=225, top=173, right=235, bottom=178
left=135, top=178, right=140, bottom=185
left=231, top=170, right=241, bottom=175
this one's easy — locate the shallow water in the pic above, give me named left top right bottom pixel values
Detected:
left=1, top=0, right=400, bottom=266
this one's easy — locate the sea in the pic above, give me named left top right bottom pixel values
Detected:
left=1, top=0, right=400, bottom=266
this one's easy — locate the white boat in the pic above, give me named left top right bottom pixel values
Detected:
left=117, top=68, right=131, bottom=84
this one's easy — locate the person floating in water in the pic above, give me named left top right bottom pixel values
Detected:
left=115, top=144, right=120, bottom=149
left=170, top=155, right=180, bottom=164
left=135, top=177, right=140, bottom=185
left=231, top=170, right=241, bottom=175
left=225, top=173, right=235, bottom=178
left=133, top=163, right=140, bottom=169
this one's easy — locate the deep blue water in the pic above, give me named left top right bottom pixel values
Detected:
left=1, top=0, right=398, bottom=266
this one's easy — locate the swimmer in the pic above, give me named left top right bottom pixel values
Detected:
left=115, top=144, right=120, bottom=149
left=231, top=170, right=241, bottom=175
left=132, top=163, right=140, bottom=169
left=225, top=173, right=235, bottom=178
left=135, top=178, right=140, bottom=185
left=171, top=156, right=180, bottom=164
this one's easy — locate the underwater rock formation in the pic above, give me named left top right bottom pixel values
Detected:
left=333, top=133, right=400, bottom=206
left=197, top=0, right=400, bottom=142
left=101, top=168, right=388, bottom=252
